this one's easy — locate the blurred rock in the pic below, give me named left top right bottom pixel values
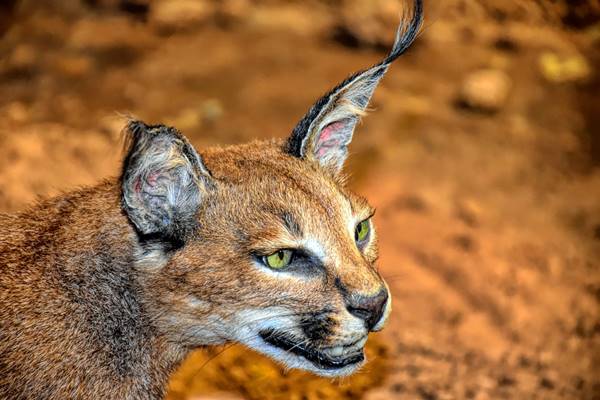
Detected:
left=52, top=54, right=94, bottom=77
left=249, top=4, right=331, bottom=36
left=8, top=44, right=37, bottom=70
left=474, top=392, right=491, bottom=400
left=167, top=100, right=222, bottom=131
left=88, top=0, right=150, bottom=19
left=451, top=233, right=477, bottom=252
left=217, top=0, right=251, bottom=24
left=458, top=69, right=511, bottom=113
left=69, top=16, right=151, bottom=51
left=455, top=198, right=484, bottom=227
left=150, top=0, right=214, bottom=31
left=4, top=102, right=29, bottom=123
left=539, top=52, right=591, bottom=83
left=86, top=0, right=121, bottom=8
left=200, top=99, right=223, bottom=125
left=401, top=94, right=431, bottom=116
left=539, top=375, right=556, bottom=390
left=339, top=0, right=405, bottom=47
left=493, top=35, right=519, bottom=53
left=0, top=0, right=17, bottom=36
left=169, top=108, right=202, bottom=131
left=394, top=193, right=429, bottom=213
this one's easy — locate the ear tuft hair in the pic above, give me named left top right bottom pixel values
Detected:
left=121, top=120, right=211, bottom=247
left=285, top=0, right=423, bottom=174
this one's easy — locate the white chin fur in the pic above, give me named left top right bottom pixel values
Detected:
left=231, top=308, right=366, bottom=377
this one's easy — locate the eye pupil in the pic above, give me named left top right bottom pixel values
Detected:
left=355, top=219, right=370, bottom=243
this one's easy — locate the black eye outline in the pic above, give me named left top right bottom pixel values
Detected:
left=354, top=218, right=371, bottom=246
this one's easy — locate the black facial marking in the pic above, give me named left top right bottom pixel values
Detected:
left=301, top=311, right=336, bottom=342
left=334, top=276, right=347, bottom=296
left=281, top=211, right=302, bottom=237
left=259, top=328, right=364, bottom=370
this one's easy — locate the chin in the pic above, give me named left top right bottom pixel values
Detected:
left=238, top=328, right=367, bottom=377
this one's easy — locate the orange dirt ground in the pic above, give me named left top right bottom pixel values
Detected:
left=0, top=1, right=598, bottom=399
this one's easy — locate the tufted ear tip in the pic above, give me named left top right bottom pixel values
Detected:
left=285, top=0, right=423, bottom=175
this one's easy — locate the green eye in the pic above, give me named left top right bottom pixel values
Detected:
left=264, top=249, right=293, bottom=269
left=355, top=219, right=370, bottom=243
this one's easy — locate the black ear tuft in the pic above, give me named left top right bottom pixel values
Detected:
left=121, top=120, right=212, bottom=246
left=285, top=0, right=423, bottom=174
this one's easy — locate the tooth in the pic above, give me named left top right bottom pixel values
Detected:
left=329, top=346, right=344, bottom=357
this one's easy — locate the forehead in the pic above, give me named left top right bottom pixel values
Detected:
left=201, top=141, right=370, bottom=228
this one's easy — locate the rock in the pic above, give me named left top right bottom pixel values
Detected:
left=451, top=233, right=477, bottom=252
left=539, top=52, right=591, bottom=83
left=455, top=198, right=484, bottom=227
left=218, top=0, right=251, bottom=23
left=8, top=44, right=37, bottom=70
left=394, top=193, right=429, bottom=213
left=539, top=376, right=555, bottom=390
left=249, top=4, right=331, bottom=36
left=474, top=392, right=491, bottom=400
left=417, top=385, right=438, bottom=400
left=167, top=99, right=223, bottom=131
left=340, top=0, right=405, bottom=47
left=69, top=16, right=152, bottom=51
left=458, top=69, right=511, bottom=113
left=200, top=99, right=223, bottom=125
left=4, top=102, right=29, bottom=123
left=168, top=108, right=202, bottom=131
left=150, top=0, right=214, bottom=31
left=53, top=54, right=94, bottom=77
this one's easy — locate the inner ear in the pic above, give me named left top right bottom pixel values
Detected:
left=312, top=118, right=355, bottom=171
left=121, top=120, right=212, bottom=247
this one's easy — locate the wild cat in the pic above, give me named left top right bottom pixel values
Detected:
left=0, top=1, right=422, bottom=399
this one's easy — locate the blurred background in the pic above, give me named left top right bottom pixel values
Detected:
left=0, top=0, right=599, bottom=399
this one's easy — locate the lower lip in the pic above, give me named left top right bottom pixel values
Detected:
left=259, top=330, right=364, bottom=370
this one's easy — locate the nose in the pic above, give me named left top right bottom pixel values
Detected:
left=345, top=288, right=388, bottom=331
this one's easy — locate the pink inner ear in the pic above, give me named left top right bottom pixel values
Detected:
left=134, top=178, right=142, bottom=193
left=134, top=172, right=160, bottom=193
left=316, top=121, right=345, bottom=157
left=146, top=172, right=159, bottom=186
left=319, top=121, right=344, bottom=142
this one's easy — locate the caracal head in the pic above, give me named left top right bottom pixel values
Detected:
left=121, top=1, right=422, bottom=377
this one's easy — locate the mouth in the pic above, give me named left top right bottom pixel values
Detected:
left=259, top=329, right=365, bottom=370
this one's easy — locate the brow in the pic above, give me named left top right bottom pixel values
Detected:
left=281, top=211, right=303, bottom=237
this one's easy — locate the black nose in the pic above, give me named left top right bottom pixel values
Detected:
left=345, top=289, right=388, bottom=331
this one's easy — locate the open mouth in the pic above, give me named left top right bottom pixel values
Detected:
left=259, top=329, right=365, bottom=370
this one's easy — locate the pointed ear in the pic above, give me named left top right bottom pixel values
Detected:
left=121, top=120, right=212, bottom=246
left=284, top=0, right=423, bottom=174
